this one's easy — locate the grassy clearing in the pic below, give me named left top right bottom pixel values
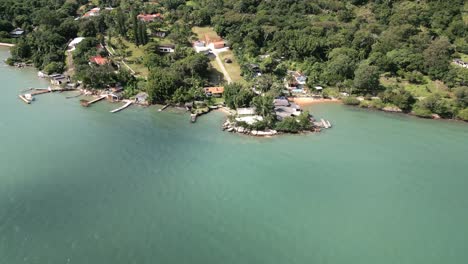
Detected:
left=218, top=51, right=244, bottom=83
left=109, top=38, right=149, bottom=77
left=192, top=26, right=220, bottom=40
left=380, top=75, right=449, bottom=98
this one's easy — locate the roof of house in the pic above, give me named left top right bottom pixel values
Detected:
left=273, top=98, right=290, bottom=107
left=137, top=13, right=163, bottom=22
left=90, top=55, right=108, bottom=65
left=204, top=87, right=224, bottom=94
left=10, top=28, right=24, bottom=35
left=68, top=37, right=85, bottom=49
left=212, top=41, right=225, bottom=46
left=237, top=107, right=256, bottom=115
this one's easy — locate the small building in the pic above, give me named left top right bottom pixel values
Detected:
left=50, top=74, right=69, bottom=86
left=89, top=55, right=109, bottom=66
left=236, top=115, right=263, bottom=125
left=135, top=92, right=149, bottom=105
left=153, top=31, right=167, bottom=38
left=237, top=107, right=256, bottom=116
left=204, top=87, right=224, bottom=97
left=193, top=41, right=205, bottom=48
left=212, top=41, right=225, bottom=49
left=157, top=44, right=175, bottom=53
left=10, top=28, right=25, bottom=38
left=137, top=13, right=163, bottom=22
left=273, top=98, right=290, bottom=107
left=68, top=37, right=85, bottom=51
left=82, top=7, right=100, bottom=18
left=107, top=93, right=122, bottom=102
left=293, top=71, right=307, bottom=85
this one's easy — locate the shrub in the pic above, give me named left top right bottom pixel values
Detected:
left=457, top=108, right=468, bottom=121
left=43, top=62, right=64, bottom=74
left=406, top=71, right=426, bottom=84
left=359, top=100, right=371, bottom=108
left=342, top=96, right=360, bottom=105
left=412, top=105, right=433, bottom=118
left=275, top=117, right=301, bottom=133
left=369, top=99, right=385, bottom=109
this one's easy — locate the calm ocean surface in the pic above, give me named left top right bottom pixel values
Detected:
left=1, top=47, right=468, bottom=264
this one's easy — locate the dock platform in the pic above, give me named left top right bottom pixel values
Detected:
left=110, top=100, right=133, bottom=113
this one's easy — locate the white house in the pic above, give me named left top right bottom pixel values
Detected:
left=68, top=37, right=85, bottom=51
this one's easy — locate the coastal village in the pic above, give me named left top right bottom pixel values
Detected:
left=9, top=2, right=335, bottom=137
left=3, top=0, right=468, bottom=130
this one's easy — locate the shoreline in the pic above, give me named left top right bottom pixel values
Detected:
left=0, top=43, right=15, bottom=47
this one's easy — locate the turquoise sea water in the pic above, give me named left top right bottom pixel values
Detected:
left=1, top=47, right=468, bottom=264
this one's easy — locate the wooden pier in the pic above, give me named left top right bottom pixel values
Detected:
left=81, top=96, right=106, bottom=107
left=159, top=104, right=169, bottom=112
left=110, top=100, right=133, bottom=113
left=18, top=87, right=77, bottom=105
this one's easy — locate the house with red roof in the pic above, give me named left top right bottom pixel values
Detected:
left=89, top=55, right=109, bottom=66
left=137, top=13, right=163, bottom=22
left=204, top=87, right=224, bottom=97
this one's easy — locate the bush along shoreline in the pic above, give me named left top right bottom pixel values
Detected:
left=342, top=86, right=468, bottom=122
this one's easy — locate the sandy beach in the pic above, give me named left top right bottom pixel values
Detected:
left=290, top=97, right=341, bottom=107
left=0, top=43, right=15, bottom=47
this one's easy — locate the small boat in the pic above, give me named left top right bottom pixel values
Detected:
left=24, top=94, right=34, bottom=101
left=190, top=113, right=197, bottom=123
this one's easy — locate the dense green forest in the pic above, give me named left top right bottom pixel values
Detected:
left=0, top=0, right=467, bottom=121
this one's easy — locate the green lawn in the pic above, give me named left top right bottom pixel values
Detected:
left=109, top=38, right=149, bottom=77
left=218, top=51, right=245, bottom=83
left=192, top=26, right=220, bottom=40
left=380, top=75, right=450, bottom=98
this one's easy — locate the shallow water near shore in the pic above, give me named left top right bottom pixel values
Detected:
left=1, top=47, right=468, bottom=264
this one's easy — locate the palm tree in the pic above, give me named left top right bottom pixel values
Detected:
left=253, top=95, right=274, bottom=118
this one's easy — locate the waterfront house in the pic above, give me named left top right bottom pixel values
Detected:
left=107, top=93, right=122, bottom=102
left=237, top=107, right=256, bottom=116
left=236, top=115, right=263, bottom=125
left=273, top=98, right=290, bottom=107
left=273, top=98, right=302, bottom=120
left=137, top=13, right=163, bottom=22
left=50, top=74, right=69, bottom=86
left=157, top=44, right=175, bottom=53
left=10, top=28, right=25, bottom=38
left=204, top=87, right=224, bottom=97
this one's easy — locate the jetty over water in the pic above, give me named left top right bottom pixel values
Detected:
left=80, top=96, right=106, bottom=107
left=110, top=100, right=133, bottom=113
left=18, top=87, right=75, bottom=104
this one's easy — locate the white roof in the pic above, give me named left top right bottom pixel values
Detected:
left=236, top=115, right=263, bottom=125
left=315, top=86, right=323, bottom=90
left=237, top=107, right=256, bottom=115
left=68, top=37, right=85, bottom=50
